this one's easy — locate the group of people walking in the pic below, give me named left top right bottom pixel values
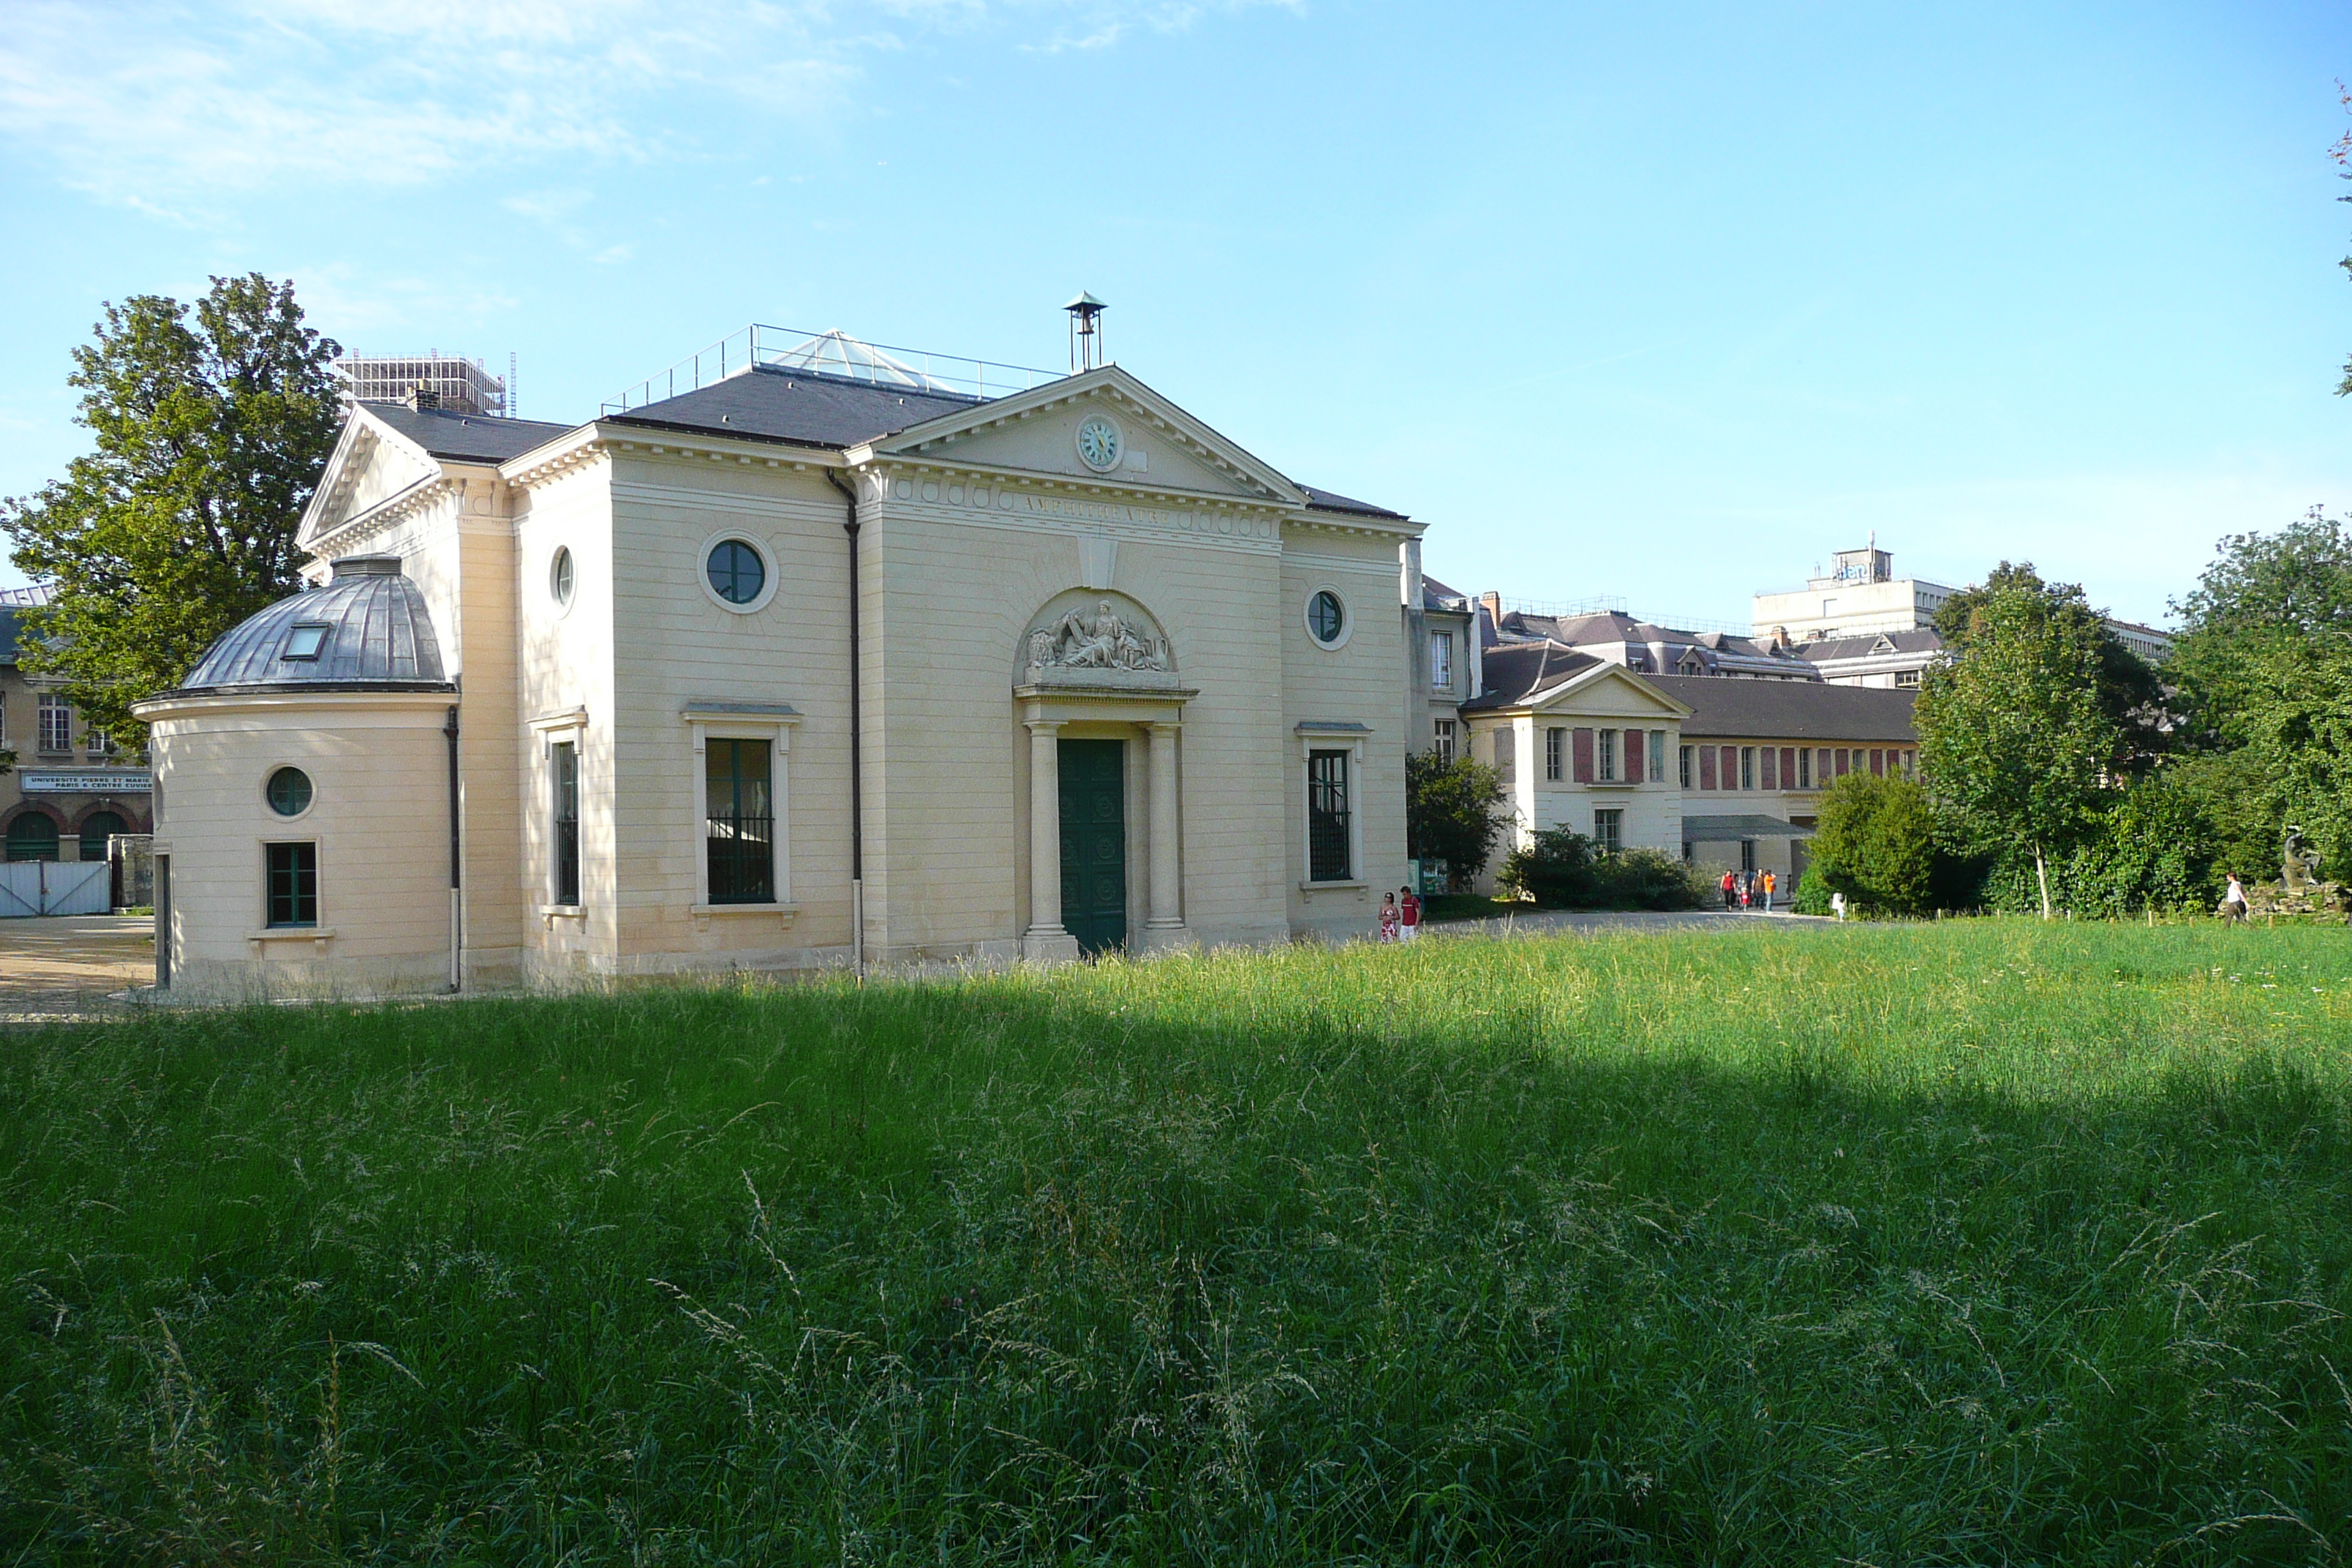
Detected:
left=1378, top=887, right=1424, bottom=942
left=1719, top=868, right=1778, bottom=913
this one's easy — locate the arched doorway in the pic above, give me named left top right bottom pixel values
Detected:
left=79, top=810, right=128, bottom=864
left=7, top=814, right=60, bottom=862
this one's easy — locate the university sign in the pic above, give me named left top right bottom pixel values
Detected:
left=20, top=769, right=151, bottom=794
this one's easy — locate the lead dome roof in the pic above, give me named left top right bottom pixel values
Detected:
left=166, top=557, right=454, bottom=696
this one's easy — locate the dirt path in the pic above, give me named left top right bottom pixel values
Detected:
left=0, top=915, right=154, bottom=1020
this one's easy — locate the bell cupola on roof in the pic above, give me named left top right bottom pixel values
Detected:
left=1065, top=292, right=1107, bottom=372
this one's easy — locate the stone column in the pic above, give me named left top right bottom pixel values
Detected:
left=1143, top=720, right=1191, bottom=946
left=1022, top=720, right=1079, bottom=961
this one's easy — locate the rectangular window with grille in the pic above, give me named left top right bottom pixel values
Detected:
left=1546, top=727, right=1564, bottom=781
left=705, top=738, right=774, bottom=903
left=1433, top=720, right=1455, bottom=764
left=265, top=842, right=317, bottom=927
left=1741, top=747, right=1757, bottom=791
left=1648, top=730, right=1666, bottom=783
left=1430, top=630, right=1454, bottom=692
left=1596, top=728, right=1616, bottom=781
left=551, top=741, right=581, bottom=906
left=1678, top=744, right=1692, bottom=788
left=1799, top=748, right=1814, bottom=788
left=1593, top=808, right=1623, bottom=856
left=38, top=694, right=69, bottom=753
left=1307, top=750, right=1352, bottom=882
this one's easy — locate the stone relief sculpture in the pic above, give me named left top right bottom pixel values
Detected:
left=1025, top=599, right=1170, bottom=673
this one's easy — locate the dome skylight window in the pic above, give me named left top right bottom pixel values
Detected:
left=280, top=623, right=332, bottom=661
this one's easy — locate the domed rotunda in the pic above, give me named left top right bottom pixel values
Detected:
left=133, top=556, right=461, bottom=998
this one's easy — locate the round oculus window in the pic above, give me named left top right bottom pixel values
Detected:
left=706, top=539, right=766, bottom=606
left=1307, top=589, right=1346, bottom=646
left=1076, top=415, right=1121, bottom=472
left=549, top=546, right=575, bottom=606
left=266, top=766, right=313, bottom=817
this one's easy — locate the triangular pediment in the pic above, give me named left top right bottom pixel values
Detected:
left=1529, top=662, right=1693, bottom=720
left=856, top=366, right=1307, bottom=507
left=297, top=408, right=446, bottom=551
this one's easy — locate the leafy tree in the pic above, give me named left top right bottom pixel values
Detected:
left=1915, top=573, right=2126, bottom=918
left=1405, top=748, right=1507, bottom=889
left=1, top=275, right=342, bottom=742
left=1935, top=560, right=2163, bottom=748
left=2166, top=509, right=2352, bottom=875
left=1806, top=769, right=1937, bottom=916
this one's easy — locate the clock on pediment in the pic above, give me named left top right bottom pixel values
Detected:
left=1075, top=414, right=1122, bottom=473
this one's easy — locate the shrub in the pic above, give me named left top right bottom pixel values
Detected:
left=1498, top=829, right=1708, bottom=911
left=1792, top=862, right=1834, bottom=915
left=1810, top=770, right=1939, bottom=916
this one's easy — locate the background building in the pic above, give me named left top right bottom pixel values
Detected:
left=333, top=353, right=509, bottom=417
left=1753, top=543, right=2174, bottom=687
left=0, top=588, right=153, bottom=872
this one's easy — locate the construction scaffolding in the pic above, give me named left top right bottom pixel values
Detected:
left=334, top=354, right=508, bottom=417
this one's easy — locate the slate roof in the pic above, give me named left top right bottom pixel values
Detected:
left=1793, top=627, right=1943, bottom=662
left=1422, top=573, right=1472, bottom=613
left=1297, top=484, right=1407, bottom=520
left=360, top=402, right=575, bottom=464
left=1646, top=674, right=1916, bottom=742
left=163, top=557, right=453, bottom=696
left=590, top=365, right=1409, bottom=518
left=603, top=365, right=987, bottom=450
left=1459, top=641, right=1603, bottom=710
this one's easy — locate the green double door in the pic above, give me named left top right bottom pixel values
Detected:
left=1058, top=739, right=1126, bottom=957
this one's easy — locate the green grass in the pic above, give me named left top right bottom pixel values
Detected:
left=5, top=922, right=2352, bottom=1564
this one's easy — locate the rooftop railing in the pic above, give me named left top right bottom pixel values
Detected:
left=602, top=325, right=1066, bottom=415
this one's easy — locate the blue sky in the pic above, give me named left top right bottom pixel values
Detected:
left=1, top=0, right=2347, bottom=626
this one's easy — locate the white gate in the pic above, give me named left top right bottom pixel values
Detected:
left=0, top=861, right=112, bottom=917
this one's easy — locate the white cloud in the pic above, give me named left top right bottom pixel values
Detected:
left=0, top=0, right=1292, bottom=209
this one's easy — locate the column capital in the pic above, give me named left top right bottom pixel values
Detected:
left=1025, top=718, right=1067, bottom=735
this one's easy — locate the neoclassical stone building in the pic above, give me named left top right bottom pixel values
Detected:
left=136, top=339, right=1431, bottom=994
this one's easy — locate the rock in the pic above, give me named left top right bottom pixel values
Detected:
left=2243, top=879, right=2352, bottom=919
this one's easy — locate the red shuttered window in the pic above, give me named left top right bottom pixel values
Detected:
left=1699, top=745, right=1717, bottom=790
left=1780, top=747, right=1797, bottom=790
left=1870, top=748, right=1885, bottom=777
left=1624, top=731, right=1643, bottom=783
left=1760, top=747, right=1779, bottom=791
left=1572, top=727, right=1596, bottom=783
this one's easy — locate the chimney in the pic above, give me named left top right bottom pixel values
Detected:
left=1480, top=590, right=1502, bottom=625
left=405, top=382, right=440, bottom=411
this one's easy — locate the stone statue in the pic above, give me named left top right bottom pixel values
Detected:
left=2283, top=826, right=2323, bottom=891
left=1026, top=599, right=1169, bottom=673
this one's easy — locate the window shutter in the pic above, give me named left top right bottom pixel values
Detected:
left=1698, top=745, right=1716, bottom=790
left=1760, top=747, right=1778, bottom=791
left=1780, top=747, right=1796, bottom=790
left=1624, top=731, right=1642, bottom=783
left=1572, top=728, right=1595, bottom=783
left=1721, top=747, right=1738, bottom=790
left=1870, top=748, right=1885, bottom=777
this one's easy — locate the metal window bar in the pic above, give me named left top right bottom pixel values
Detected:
left=705, top=815, right=775, bottom=903
left=1308, top=750, right=1351, bottom=882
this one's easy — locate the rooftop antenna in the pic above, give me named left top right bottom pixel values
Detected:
left=508, top=350, right=517, bottom=419
left=1065, top=292, right=1106, bottom=372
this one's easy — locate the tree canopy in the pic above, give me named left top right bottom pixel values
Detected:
left=2165, top=510, right=2352, bottom=875
left=1914, top=568, right=2131, bottom=916
left=1405, top=749, right=1507, bottom=890
left=1, top=275, right=342, bottom=742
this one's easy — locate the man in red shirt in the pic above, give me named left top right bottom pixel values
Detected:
left=1400, top=886, right=1422, bottom=941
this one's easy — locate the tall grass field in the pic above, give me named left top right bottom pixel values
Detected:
left=5, top=922, right=2352, bottom=1564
